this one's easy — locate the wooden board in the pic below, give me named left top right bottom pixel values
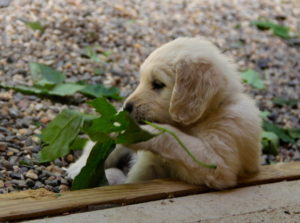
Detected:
left=1, top=162, right=300, bottom=221
left=25, top=180, right=300, bottom=223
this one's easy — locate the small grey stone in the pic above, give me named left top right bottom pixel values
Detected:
left=26, top=179, right=35, bottom=187
left=9, top=156, right=18, bottom=165
left=32, top=146, right=41, bottom=153
left=54, top=159, right=63, bottom=167
left=0, top=127, right=9, bottom=133
left=10, top=172, right=23, bottom=180
left=20, top=167, right=28, bottom=173
left=2, top=160, right=12, bottom=170
left=48, top=179, right=59, bottom=187
left=9, top=108, right=19, bottom=117
left=60, top=178, right=68, bottom=185
left=11, top=179, right=26, bottom=188
left=33, top=181, right=44, bottom=189
left=0, top=0, right=13, bottom=8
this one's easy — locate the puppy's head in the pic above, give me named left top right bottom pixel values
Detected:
left=124, top=37, right=242, bottom=126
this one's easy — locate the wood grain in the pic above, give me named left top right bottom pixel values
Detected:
left=1, top=162, right=300, bottom=221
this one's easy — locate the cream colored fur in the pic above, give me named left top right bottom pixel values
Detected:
left=124, top=37, right=262, bottom=189
left=67, top=37, right=262, bottom=189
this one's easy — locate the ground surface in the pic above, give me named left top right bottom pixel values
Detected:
left=0, top=0, right=299, bottom=193
left=25, top=180, right=300, bottom=223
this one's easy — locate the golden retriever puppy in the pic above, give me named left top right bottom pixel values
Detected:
left=67, top=37, right=261, bottom=189
left=123, top=37, right=262, bottom=189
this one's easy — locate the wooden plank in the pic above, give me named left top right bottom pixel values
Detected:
left=25, top=180, right=300, bottom=223
left=1, top=162, right=300, bottom=221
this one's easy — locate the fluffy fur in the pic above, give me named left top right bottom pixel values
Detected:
left=67, top=37, right=262, bottom=189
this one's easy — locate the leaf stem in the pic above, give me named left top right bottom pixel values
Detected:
left=145, top=121, right=217, bottom=169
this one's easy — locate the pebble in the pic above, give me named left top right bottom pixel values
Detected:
left=0, top=143, right=7, bottom=152
left=40, top=117, right=49, bottom=124
left=6, top=151, right=14, bottom=156
left=19, top=128, right=30, bottom=135
left=45, top=179, right=59, bottom=187
left=10, top=172, right=23, bottom=180
left=26, top=179, right=35, bottom=187
left=11, top=179, right=27, bottom=188
left=33, top=181, right=44, bottom=189
left=25, top=169, right=38, bottom=180
left=66, top=154, right=74, bottom=163
left=59, top=184, right=70, bottom=192
left=0, top=180, right=4, bottom=187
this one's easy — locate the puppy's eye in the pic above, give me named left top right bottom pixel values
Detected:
left=152, top=80, right=165, bottom=90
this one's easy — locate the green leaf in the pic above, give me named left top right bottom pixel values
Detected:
left=287, top=129, right=300, bottom=140
left=83, top=99, right=120, bottom=141
left=69, top=136, right=88, bottom=151
left=80, top=84, right=121, bottom=100
left=71, top=139, right=116, bottom=190
left=262, top=131, right=279, bottom=155
left=262, top=120, right=294, bottom=143
left=30, top=62, right=65, bottom=86
left=9, top=85, right=47, bottom=95
left=24, top=21, right=45, bottom=32
left=38, top=109, right=85, bottom=162
left=251, top=20, right=276, bottom=30
left=273, top=25, right=290, bottom=39
left=48, top=83, right=86, bottom=96
left=251, top=20, right=290, bottom=39
left=272, top=97, right=298, bottom=107
left=260, top=111, right=270, bottom=119
left=93, top=68, right=105, bottom=75
left=103, top=51, right=112, bottom=57
left=83, top=46, right=100, bottom=62
left=88, top=98, right=117, bottom=117
left=241, top=69, right=265, bottom=89
left=115, top=112, right=155, bottom=144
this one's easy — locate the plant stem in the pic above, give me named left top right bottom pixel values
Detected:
left=145, top=121, right=217, bottom=169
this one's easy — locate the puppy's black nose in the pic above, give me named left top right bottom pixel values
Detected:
left=124, top=102, right=134, bottom=113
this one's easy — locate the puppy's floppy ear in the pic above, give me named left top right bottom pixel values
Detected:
left=169, top=59, right=220, bottom=125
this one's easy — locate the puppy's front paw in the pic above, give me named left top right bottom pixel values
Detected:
left=143, top=124, right=160, bottom=133
left=65, top=159, right=86, bottom=179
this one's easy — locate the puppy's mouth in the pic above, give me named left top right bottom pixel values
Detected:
left=135, top=117, right=154, bottom=125
left=129, top=104, right=155, bottom=125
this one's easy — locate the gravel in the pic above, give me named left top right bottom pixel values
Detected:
left=0, top=0, right=299, bottom=193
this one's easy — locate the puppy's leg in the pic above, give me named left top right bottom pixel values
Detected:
left=105, top=168, right=127, bottom=185
left=66, top=140, right=95, bottom=179
left=127, top=124, right=241, bottom=189
left=126, top=151, right=169, bottom=183
left=105, top=145, right=134, bottom=175
left=67, top=142, right=132, bottom=185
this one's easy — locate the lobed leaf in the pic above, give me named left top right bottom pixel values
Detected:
left=115, top=112, right=155, bottom=144
left=241, top=69, right=265, bottom=89
left=262, top=120, right=295, bottom=144
left=80, top=84, right=122, bottom=100
left=71, top=139, right=116, bottom=190
left=262, top=131, right=279, bottom=156
left=29, top=62, right=65, bottom=86
left=272, top=97, right=298, bottom=107
left=251, top=20, right=290, bottom=39
left=38, top=109, right=85, bottom=163
left=83, top=46, right=101, bottom=62
left=88, top=97, right=117, bottom=116
left=287, top=129, right=300, bottom=140
left=69, top=136, right=88, bottom=151
left=48, top=83, right=86, bottom=96
left=24, top=21, right=45, bottom=32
